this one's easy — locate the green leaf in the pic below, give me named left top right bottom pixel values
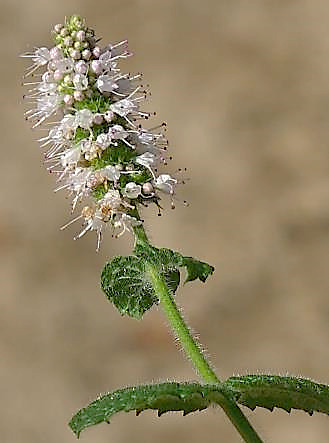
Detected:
left=163, top=268, right=180, bottom=293
left=134, top=243, right=214, bottom=284
left=101, top=245, right=214, bottom=319
left=69, top=382, right=223, bottom=437
left=223, top=375, right=329, bottom=416
left=101, top=256, right=157, bottom=319
left=69, top=375, right=329, bottom=437
left=101, top=255, right=180, bottom=319
left=178, top=256, right=214, bottom=283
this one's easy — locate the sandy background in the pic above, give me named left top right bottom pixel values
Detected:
left=1, top=0, right=329, bottom=442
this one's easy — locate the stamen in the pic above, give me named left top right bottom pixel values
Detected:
left=60, top=214, right=82, bottom=230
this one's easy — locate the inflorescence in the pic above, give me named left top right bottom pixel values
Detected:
left=22, top=15, right=181, bottom=250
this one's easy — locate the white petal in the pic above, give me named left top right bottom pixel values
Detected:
left=123, top=182, right=141, bottom=199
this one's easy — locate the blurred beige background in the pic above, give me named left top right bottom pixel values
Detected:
left=1, top=0, right=329, bottom=442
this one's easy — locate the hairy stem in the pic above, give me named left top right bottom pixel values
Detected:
left=146, top=260, right=263, bottom=443
left=146, top=261, right=219, bottom=384
left=134, top=225, right=264, bottom=443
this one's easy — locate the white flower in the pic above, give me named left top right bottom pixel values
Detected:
left=74, top=207, right=106, bottom=251
left=96, top=132, right=112, bottom=149
left=154, top=174, right=177, bottom=194
left=106, top=40, right=130, bottom=58
left=75, top=109, right=94, bottom=129
left=101, top=165, right=121, bottom=181
left=101, top=189, right=123, bottom=209
left=136, top=152, right=159, bottom=171
left=80, top=139, right=100, bottom=160
left=138, top=132, right=154, bottom=145
left=116, top=78, right=133, bottom=95
left=135, top=152, right=159, bottom=179
left=73, top=73, right=89, bottom=91
left=42, top=71, right=55, bottom=82
left=32, top=47, right=51, bottom=65
left=99, top=50, right=115, bottom=71
left=21, top=47, right=51, bottom=75
left=53, top=57, right=75, bottom=74
left=113, top=213, right=142, bottom=237
left=110, top=99, right=138, bottom=117
left=104, top=110, right=114, bottom=123
left=38, top=80, right=57, bottom=93
left=60, top=114, right=79, bottom=136
left=68, top=167, right=92, bottom=192
left=96, top=75, right=118, bottom=93
left=30, top=93, right=61, bottom=126
left=110, top=125, right=129, bottom=140
left=54, top=167, right=93, bottom=210
left=44, top=126, right=65, bottom=147
left=123, top=182, right=141, bottom=199
left=61, top=147, right=81, bottom=167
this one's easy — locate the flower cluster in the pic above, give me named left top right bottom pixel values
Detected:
left=22, top=15, right=179, bottom=250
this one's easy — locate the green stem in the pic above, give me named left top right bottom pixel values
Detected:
left=134, top=224, right=263, bottom=442
left=146, top=261, right=219, bottom=384
left=146, top=261, right=263, bottom=443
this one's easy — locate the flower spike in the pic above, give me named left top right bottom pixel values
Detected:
left=22, top=15, right=179, bottom=249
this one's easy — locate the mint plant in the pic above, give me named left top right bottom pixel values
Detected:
left=22, top=15, right=329, bottom=442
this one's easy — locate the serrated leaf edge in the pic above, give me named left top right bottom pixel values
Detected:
left=69, top=382, right=223, bottom=437
left=223, top=375, right=329, bottom=416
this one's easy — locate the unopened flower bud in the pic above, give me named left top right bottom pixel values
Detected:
left=70, top=15, right=84, bottom=30
left=93, top=113, right=104, bottom=125
left=53, top=69, right=64, bottom=81
left=76, top=30, right=86, bottom=42
left=63, top=94, right=74, bottom=106
left=74, top=60, right=88, bottom=74
left=60, top=27, right=69, bottom=37
left=54, top=23, right=63, bottom=33
left=142, top=182, right=154, bottom=195
left=50, top=46, right=62, bottom=60
left=63, top=74, right=72, bottom=86
left=93, top=46, right=101, bottom=58
left=104, top=110, right=114, bottom=122
left=90, top=60, right=102, bottom=74
left=73, top=90, right=84, bottom=101
left=64, top=36, right=73, bottom=47
left=82, top=49, right=91, bottom=60
left=69, top=48, right=81, bottom=60
left=42, top=71, right=54, bottom=82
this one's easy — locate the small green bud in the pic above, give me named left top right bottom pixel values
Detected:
left=60, top=27, right=69, bottom=37
left=68, top=15, right=84, bottom=31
